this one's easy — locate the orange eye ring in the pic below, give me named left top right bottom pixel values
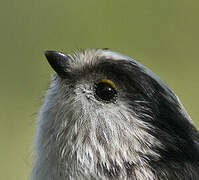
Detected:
left=99, top=79, right=116, bottom=89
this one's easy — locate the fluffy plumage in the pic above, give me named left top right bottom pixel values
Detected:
left=31, top=49, right=199, bottom=180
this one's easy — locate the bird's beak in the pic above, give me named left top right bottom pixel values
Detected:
left=44, top=50, right=69, bottom=76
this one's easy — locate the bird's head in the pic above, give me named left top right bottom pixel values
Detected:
left=39, top=49, right=199, bottom=178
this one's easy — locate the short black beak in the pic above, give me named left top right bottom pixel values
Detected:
left=44, top=50, right=69, bottom=76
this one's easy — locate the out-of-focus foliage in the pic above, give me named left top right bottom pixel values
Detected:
left=0, top=0, right=198, bottom=179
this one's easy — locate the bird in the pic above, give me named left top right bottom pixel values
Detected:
left=31, top=49, right=199, bottom=180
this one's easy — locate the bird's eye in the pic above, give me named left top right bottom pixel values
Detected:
left=94, top=79, right=117, bottom=103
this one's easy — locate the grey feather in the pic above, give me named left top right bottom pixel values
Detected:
left=31, top=49, right=199, bottom=180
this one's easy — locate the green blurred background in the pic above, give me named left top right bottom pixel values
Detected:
left=1, top=0, right=199, bottom=179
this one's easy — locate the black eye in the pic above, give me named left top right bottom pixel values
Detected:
left=95, top=79, right=117, bottom=102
